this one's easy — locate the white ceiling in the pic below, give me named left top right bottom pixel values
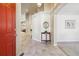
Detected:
left=57, top=3, right=79, bottom=15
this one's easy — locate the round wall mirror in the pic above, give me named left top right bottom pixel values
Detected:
left=43, top=21, right=49, bottom=29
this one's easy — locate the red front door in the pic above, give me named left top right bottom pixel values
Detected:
left=0, top=3, right=16, bottom=56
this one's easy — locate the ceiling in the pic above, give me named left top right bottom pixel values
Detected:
left=21, top=3, right=44, bottom=14
left=21, top=3, right=58, bottom=15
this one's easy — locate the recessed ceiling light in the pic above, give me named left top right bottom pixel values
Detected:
left=37, top=3, right=42, bottom=7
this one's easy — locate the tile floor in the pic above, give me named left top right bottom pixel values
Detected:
left=58, top=42, right=79, bottom=56
left=21, top=32, right=79, bottom=56
left=23, top=40, right=66, bottom=56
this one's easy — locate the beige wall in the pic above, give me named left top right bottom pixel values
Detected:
left=16, top=3, right=27, bottom=56
left=50, top=11, right=54, bottom=44
left=16, top=3, right=22, bottom=55
left=26, top=13, right=32, bottom=36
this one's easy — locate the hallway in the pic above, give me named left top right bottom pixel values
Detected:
left=17, top=3, right=79, bottom=56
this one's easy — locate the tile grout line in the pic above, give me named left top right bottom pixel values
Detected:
left=58, top=46, right=70, bottom=56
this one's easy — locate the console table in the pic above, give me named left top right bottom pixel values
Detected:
left=41, top=31, right=51, bottom=44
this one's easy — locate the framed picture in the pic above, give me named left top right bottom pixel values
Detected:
left=65, top=20, right=75, bottom=29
